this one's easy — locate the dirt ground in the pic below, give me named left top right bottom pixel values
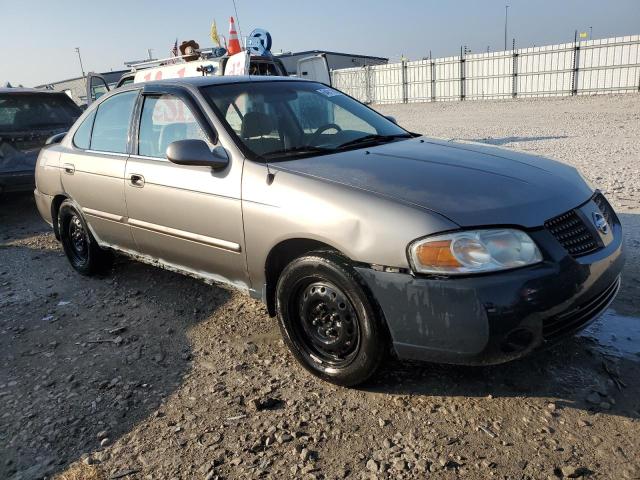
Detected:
left=2, top=95, right=640, bottom=480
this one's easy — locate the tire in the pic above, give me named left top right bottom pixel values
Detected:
left=276, top=251, right=388, bottom=386
left=58, top=200, right=112, bottom=276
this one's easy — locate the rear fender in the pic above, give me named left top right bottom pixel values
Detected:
left=35, top=146, right=63, bottom=196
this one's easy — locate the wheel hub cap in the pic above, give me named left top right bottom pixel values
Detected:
left=69, top=215, right=87, bottom=257
left=298, top=282, right=358, bottom=361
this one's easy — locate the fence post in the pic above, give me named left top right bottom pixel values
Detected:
left=460, top=47, right=466, bottom=100
left=430, top=61, right=436, bottom=102
left=512, top=38, right=518, bottom=98
left=364, top=65, right=372, bottom=104
left=571, top=30, right=580, bottom=95
left=401, top=59, right=408, bottom=103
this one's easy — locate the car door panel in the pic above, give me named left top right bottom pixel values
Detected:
left=297, top=55, right=331, bottom=85
left=124, top=91, right=248, bottom=289
left=125, top=156, right=245, bottom=283
left=60, top=150, right=133, bottom=247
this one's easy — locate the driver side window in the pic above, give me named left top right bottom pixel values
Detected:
left=138, top=95, right=212, bottom=158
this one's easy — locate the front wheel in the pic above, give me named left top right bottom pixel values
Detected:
left=276, top=252, right=388, bottom=386
left=58, top=200, right=112, bottom=276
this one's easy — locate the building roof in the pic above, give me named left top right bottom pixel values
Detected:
left=275, top=50, right=388, bottom=62
left=0, top=87, right=68, bottom=95
left=34, top=69, right=130, bottom=88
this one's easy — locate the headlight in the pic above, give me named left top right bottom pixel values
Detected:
left=408, top=229, right=542, bottom=275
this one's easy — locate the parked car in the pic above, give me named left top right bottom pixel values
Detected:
left=0, top=88, right=81, bottom=195
left=34, top=77, right=624, bottom=386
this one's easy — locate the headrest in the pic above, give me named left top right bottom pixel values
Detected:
left=241, top=111, right=275, bottom=138
left=159, top=123, right=187, bottom=155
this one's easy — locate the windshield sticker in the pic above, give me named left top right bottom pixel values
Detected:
left=316, top=88, right=341, bottom=97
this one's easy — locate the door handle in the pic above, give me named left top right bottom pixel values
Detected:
left=129, top=174, right=145, bottom=187
left=62, top=163, right=75, bottom=174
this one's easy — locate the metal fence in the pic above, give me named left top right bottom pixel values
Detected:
left=332, top=35, right=640, bottom=104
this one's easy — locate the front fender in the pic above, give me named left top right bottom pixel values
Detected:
left=241, top=160, right=458, bottom=292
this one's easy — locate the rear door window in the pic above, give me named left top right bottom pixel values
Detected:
left=73, top=110, right=96, bottom=149
left=90, top=90, right=138, bottom=153
left=138, top=94, right=212, bottom=158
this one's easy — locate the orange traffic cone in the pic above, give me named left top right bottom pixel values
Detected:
left=227, top=16, right=241, bottom=55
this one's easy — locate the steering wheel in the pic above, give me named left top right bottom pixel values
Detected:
left=309, top=123, right=343, bottom=144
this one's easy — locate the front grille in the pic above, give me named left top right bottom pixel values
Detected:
left=544, top=210, right=598, bottom=257
left=544, top=192, right=615, bottom=258
left=543, top=277, right=620, bottom=339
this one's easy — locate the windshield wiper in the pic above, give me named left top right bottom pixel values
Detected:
left=261, top=145, right=334, bottom=159
left=336, top=133, right=412, bottom=150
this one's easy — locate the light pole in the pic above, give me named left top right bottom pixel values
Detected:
left=75, top=47, right=85, bottom=78
left=232, top=0, right=243, bottom=43
left=504, top=5, right=509, bottom=51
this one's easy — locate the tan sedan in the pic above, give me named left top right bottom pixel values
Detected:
left=34, top=77, right=624, bottom=386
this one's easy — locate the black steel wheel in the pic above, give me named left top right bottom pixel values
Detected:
left=276, top=251, right=388, bottom=386
left=67, top=214, right=89, bottom=266
left=296, top=280, right=361, bottom=367
left=58, top=200, right=112, bottom=276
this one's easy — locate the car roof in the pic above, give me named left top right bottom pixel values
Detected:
left=0, top=87, right=69, bottom=95
left=140, top=75, right=309, bottom=89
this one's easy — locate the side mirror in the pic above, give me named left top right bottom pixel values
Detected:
left=166, top=139, right=229, bottom=170
left=385, top=115, right=398, bottom=125
left=45, top=132, right=67, bottom=145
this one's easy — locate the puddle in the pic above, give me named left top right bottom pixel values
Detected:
left=580, top=309, right=640, bottom=360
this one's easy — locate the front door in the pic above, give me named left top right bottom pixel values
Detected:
left=124, top=87, right=248, bottom=288
left=86, top=73, right=111, bottom=106
left=60, top=89, right=138, bottom=249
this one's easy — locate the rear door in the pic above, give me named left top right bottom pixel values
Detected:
left=60, top=89, right=138, bottom=249
left=297, top=55, right=331, bottom=85
left=124, top=85, right=247, bottom=287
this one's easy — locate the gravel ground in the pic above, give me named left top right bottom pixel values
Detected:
left=1, top=94, right=640, bottom=480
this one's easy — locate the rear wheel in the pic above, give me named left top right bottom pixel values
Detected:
left=276, top=251, right=387, bottom=386
left=58, top=200, right=112, bottom=275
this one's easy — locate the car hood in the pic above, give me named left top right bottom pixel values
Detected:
left=273, top=137, right=593, bottom=228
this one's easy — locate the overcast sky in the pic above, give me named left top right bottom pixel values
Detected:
left=1, top=0, right=639, bottom=86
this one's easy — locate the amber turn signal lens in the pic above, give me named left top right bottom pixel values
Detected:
left=415, top=240, right=461, bottom=268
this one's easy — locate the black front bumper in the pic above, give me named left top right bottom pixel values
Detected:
left=356, top=202, right=625, bottom=365
left=0, top=170, right=35, bottom=194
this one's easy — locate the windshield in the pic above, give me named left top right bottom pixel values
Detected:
left=201, top=81, right=410, bottom=160
left=0, top=93, right=81, bottom=132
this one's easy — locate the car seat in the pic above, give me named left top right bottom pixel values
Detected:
left=240, top=111, right=283, bottom=155
left=158, top=123, right=188, bottom=157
